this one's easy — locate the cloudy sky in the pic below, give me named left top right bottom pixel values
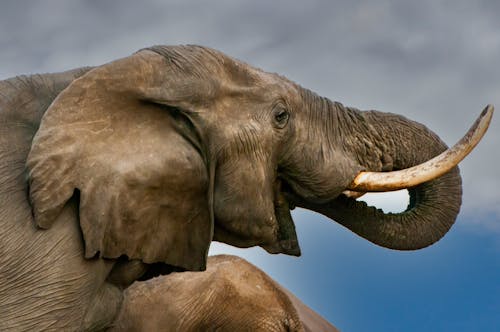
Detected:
left=2, top=1, right=499, bottom=331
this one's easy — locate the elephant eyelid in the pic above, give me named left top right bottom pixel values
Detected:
left=272, top=103, right=290, bottom=129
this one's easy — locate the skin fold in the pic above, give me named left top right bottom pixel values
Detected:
left=0, top=45, right=469, bottom=330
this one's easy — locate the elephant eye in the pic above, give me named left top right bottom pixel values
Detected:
left=273, top=106, right=289, bottom=129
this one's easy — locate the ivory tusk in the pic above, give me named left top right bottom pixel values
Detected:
left=341, top=190, right=366, bottom=199
left=347, top=105, right=494, bottom=192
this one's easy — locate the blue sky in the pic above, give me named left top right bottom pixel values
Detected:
left=2, top=1, right=499, bottom=330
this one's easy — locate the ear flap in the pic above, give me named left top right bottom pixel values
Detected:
left=27, top=49, right=214, bottom=270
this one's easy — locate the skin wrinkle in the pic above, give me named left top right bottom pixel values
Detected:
left=3, top=273, right=88, bottom=328
left=310, top=94, right=390, bottom=172
left=216, top=123, right=263, bottom=164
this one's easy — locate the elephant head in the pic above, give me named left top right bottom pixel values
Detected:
left=26, top=45, right=492, bottom=272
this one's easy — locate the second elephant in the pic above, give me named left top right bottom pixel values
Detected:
left=112, top=255, right=338, bottom=332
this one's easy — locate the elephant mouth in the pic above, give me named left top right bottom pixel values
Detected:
left=261, top=179, right=301, bottom=256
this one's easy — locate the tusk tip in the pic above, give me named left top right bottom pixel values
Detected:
left=481, top=104, right=495, bottom=120
left=472, top=104, right=494, bottom=141
left=482, top=104, right=494, bottom=121
left=479, top=104, right=495, bottom=125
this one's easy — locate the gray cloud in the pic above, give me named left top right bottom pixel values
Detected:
left=1, top=0, right=499, bottom=230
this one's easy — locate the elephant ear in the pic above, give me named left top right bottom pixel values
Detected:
left=27, top=48, right=217, bottom=271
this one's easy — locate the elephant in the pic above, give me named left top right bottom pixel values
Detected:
left=0, top=44, right=492, bottom=330
left=111, top=255, right=338, bottom=332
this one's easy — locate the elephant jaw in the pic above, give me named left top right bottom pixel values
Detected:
left=261, top=180, right=301, bottom=256
left=261, top=179, right=301, bottom=256
left=212, top=178, right=301, bottom=256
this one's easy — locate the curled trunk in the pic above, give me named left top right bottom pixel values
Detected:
left=299, top=110, right=462, bottom=250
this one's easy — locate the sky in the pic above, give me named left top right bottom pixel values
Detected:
left=1, top=1, right=499, bottom=331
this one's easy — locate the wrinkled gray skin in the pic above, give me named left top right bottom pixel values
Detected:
left=0, top=45, right=461, bottom=330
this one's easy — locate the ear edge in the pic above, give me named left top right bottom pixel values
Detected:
left=27, top=150, right=77, bottom=229
left=27, top=48, right=216, bottom=271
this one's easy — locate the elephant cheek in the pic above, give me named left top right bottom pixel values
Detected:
left=213, top=163, right=278, bottom=246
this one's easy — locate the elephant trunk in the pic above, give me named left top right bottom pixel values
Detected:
left=299, top=106, right=467, bottom=250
